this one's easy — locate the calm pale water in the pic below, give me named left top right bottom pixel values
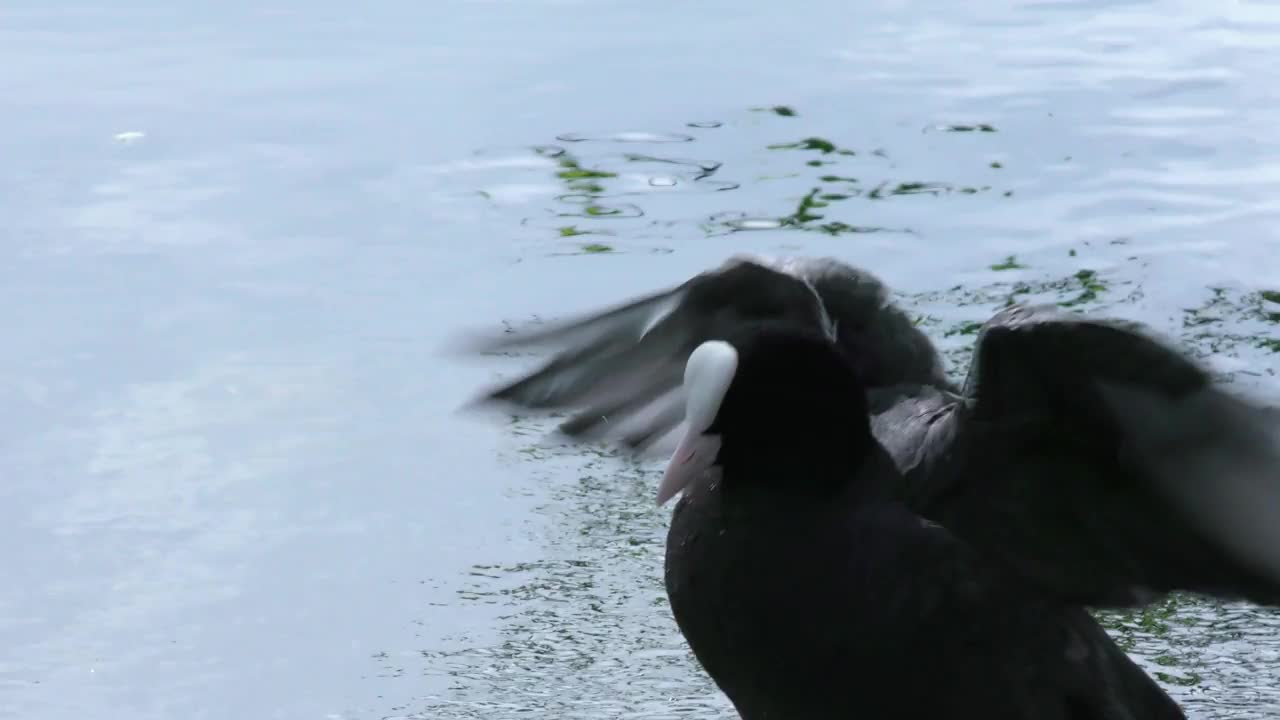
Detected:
left=2, top=1, right=1280, bottom=718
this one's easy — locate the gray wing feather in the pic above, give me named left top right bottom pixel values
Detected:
left=462, top=254, right=951, bottom=451
left=926, top=303, right=1280, bottom=607
left=464, top=256, right=855, bottom=449
left=1098, top=381, right=1280, bottom=586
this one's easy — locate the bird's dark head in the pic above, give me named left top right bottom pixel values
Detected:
left=656, top=325, right=875, bottom=506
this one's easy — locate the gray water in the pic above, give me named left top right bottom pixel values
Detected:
left=2, top=1, right=1280, bottom=718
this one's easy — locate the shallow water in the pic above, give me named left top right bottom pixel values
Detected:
left=2, top=0, right=1280, bottom=718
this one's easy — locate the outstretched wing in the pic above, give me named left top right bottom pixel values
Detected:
left=918, top=303, right=1280, bottom=607
left=462, top=254, right=950, bottom=451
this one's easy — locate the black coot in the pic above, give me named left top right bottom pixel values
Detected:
left=463, top=254, right=1280, bottom=717
left=662, top=324, right=1186, bottom=719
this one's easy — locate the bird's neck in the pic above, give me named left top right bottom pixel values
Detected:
left=716, top=429, right=890, bottom=503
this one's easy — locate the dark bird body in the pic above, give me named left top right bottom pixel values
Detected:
left=662, top=326, right=1185, bottom=720
left=462, top=254, right=1280, bottom=719
left=666, top=478, right=1181, bottom=720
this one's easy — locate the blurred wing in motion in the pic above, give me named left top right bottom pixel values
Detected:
left=1097, top=380, right=1280, bottom=586
left=461, top=254, right=949, bottom=451
left=917, top=303, right=1280, bottom=608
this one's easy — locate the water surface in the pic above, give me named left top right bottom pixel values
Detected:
left=2, top=1, right=1279, bottom=719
